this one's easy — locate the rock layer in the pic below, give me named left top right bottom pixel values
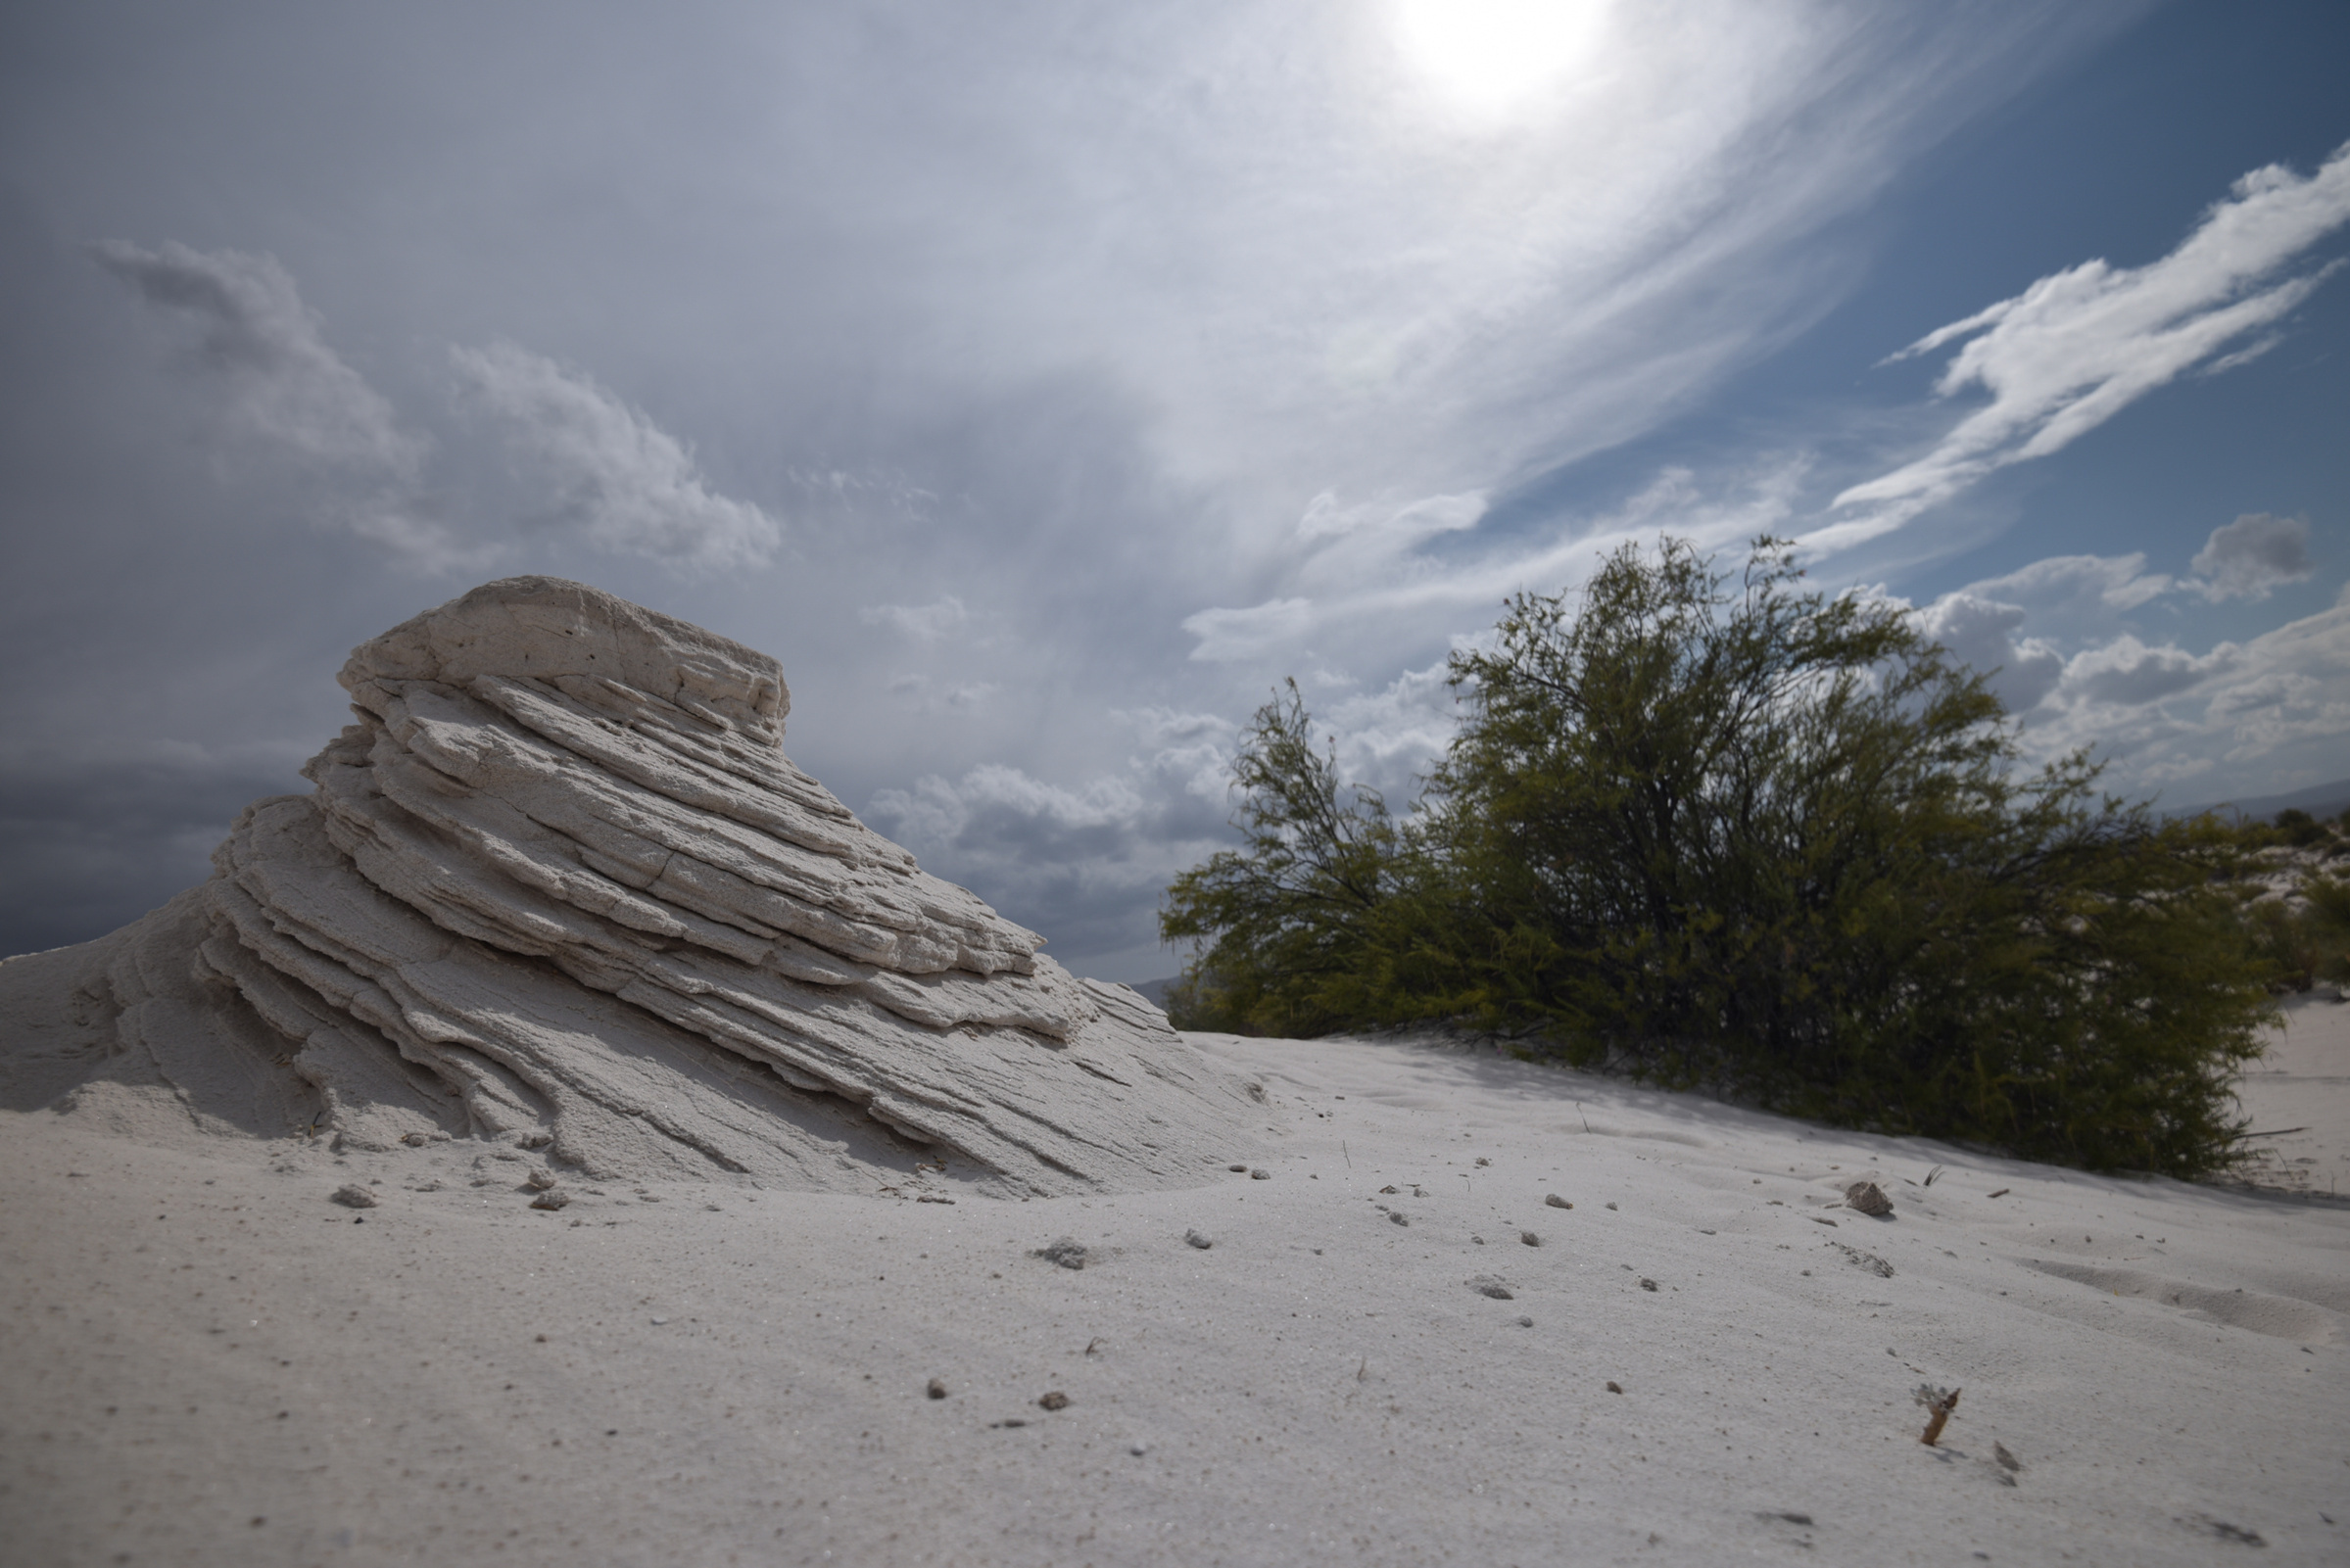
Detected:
left=11, top=578, right=1259, bottom=1195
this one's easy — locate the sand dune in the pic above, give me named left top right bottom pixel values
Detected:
left=3, top=1003, right=2343, bottom=1566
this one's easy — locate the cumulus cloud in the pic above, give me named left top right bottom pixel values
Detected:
left=1914, top=590, right=2065, bottom=713
left=1818, top=142, right=2350, bottom=547
left=452, top=341, right=781, bottom=570
left=1900, top=550, right=2348, bottom=798
left=2188, top=512, right=2313, bottom=600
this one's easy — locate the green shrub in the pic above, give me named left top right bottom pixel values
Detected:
left=1163, top=537, right=2278, bottom=1176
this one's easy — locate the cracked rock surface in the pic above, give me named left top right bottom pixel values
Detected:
left=5, top=577, right=1260, bottom=1195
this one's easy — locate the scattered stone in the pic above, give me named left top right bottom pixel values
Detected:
left=1034, top=1238, right=1089, bottom=1270
left=525, top=1166, right=558, bottom=1191
left=529, top=1188, right=570, bottom=1211
left=1128, top=1443, right=1149, bottom=1456
left=992, top=1418, right=1028, bottom=1429
left=1184, top=1229, right=1214, bottom=1250
left=1380, top=1185, right=1400, bottom=1195
left=1986, top=1188, right=2011, bottom=1200
left=2180, top=1513, right=2271, bottom=1547
left=1514, top=1315, right=1533, bottom=1328
left=1831, top=1242, right=1894, bottom=1278
left=1470, top=1278, right=1514, bottom=1300
left=518, top=1130, right=553, bottom=1150
left=329, top=1185, right=376, bottom=1210
left=1229, top=1164, right=1249, bottom=1173
left=1638, top=1278, right=1657, bottom=1292
left=915, top=1195, right=956, bottom=1205
left=927, top=1378, right=948, bottom=1400
left=1606, top=1381, right=1623, bottom=1395
left=1759, top=1512, right=1814, bottom=1527
left=1388, top=1212, right=1410, bottom=1227
left=1250, top=1168, right=1271, bottom=1180
left=1544, top=1194, right=1571, bottom=1210
left=1519, top=1230, right=1541, bottom=1247
left=400, top=1131, right=430, bottom=1147
left=1474, top=1158, right=1490, bottom=1166
left=1993, top=1443, right=2023, bottom=1474
left=1037, top=1391, right=1070, bottom=1411
left=1471, top=1235, right=1486, bottom=1245
left=1845, top=1181, right=1894, bottom=1217
left=1605, top=1202, right=1618, bottom=1212
left=1810, top=1216, right=1839, bottom=1227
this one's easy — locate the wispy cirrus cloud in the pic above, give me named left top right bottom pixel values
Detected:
left=92, top=240, right=422, bottom=475
left=89, top=240, right=487, bottom=566
left=1815, top=142, right=2350, bottom=548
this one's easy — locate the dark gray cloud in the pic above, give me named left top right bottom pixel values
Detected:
left=2190, top=512, right=2313, bottom=600
left=0, top=753, right=304, bottom=959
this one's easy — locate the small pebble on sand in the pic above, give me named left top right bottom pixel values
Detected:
left=1545, top=1194, right=1572, bottom=1210
left=1639, top=1277, right=1657, bottom=1291
left=1607, top=1381, right=1624, bottom=1394
left=1250, top=1168, right=1271, bottom=1180
left=1185, top=1229, right=1214, bottom=1250
left=329, top=1185, right=376, bottom=1210
left=927, top=1378, right=947, bottom=1400
left=1037, top=1391, right=1070, bottom=1411
left=1520, top=1230, right=1541, bottom=1247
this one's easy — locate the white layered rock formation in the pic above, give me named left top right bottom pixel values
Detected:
left=12, top=578, right=1259, bottom=1195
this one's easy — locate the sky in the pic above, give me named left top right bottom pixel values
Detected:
left=2, top=0, right=2346, bottom=979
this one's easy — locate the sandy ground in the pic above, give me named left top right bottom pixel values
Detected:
left=3, top=1003, right=2345, bottom=1567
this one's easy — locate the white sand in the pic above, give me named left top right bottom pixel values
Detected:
left=4, top=1008, right=2345, bottom=1566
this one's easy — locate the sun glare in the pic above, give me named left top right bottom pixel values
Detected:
left=1390, top=0, right=1610, bottom=119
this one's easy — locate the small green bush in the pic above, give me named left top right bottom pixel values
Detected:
left=1164, top=538, right=2278, bottom=1176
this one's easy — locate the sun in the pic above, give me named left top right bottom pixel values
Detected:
left=1389, top=0, right=1611, bottom=120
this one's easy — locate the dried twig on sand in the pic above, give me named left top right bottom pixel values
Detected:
left=1914, top=1384, right=1961, bottom=1445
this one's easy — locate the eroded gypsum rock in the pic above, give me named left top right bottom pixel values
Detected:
left=152, top=576, right=1257, bottom=1193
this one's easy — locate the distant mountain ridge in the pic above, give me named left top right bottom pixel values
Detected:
left=2167, top=775, right=2350, bottom=824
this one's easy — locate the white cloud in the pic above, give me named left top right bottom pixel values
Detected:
left=1913, top=591, right=2065, bottom=713
left=89, top=240, right=497, bottom=566
left=1949, top=577, right=2350, bottom=799
left=452, top=341, right=781, bottom=571
left=2188, top=512, right=2313, bottom=601
left=93, top=240, right=425, bottom=476
left=1816, top=141, right=2350, bottom=548
left=861, top=595, right=970, bottom=642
